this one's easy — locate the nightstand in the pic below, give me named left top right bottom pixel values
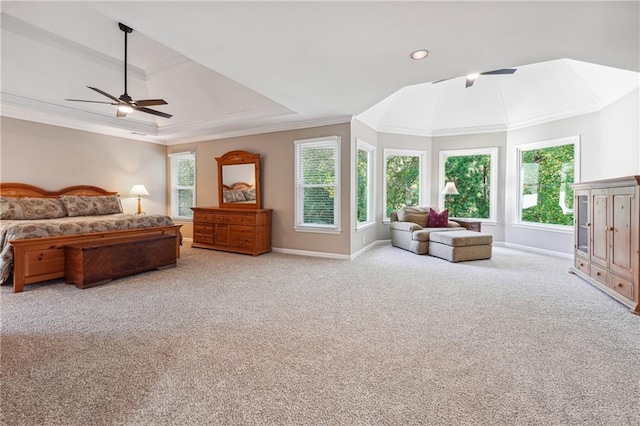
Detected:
left=452, top=219, right=482, bottom=232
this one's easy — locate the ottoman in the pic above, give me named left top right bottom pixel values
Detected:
left=428, top=230, right=492, bottom=262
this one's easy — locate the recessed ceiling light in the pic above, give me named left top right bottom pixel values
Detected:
left=410, top=49, right=430, bottom=60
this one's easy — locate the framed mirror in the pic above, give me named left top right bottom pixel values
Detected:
left=216, top=150, right=262, bottom=209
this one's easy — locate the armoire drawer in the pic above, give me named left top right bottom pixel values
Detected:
left=590, top=264, right=608, bottom=285
left=575, top=257, right=590, bottom=275
left=608, top=274, right=635, bottom=301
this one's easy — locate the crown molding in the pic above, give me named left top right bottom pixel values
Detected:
left=164, top=115, right=353, bottom=145
left=1, top=13, right=146, bottom=80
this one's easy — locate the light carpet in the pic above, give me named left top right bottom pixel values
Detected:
left=1, top=244, right=639, bottom=425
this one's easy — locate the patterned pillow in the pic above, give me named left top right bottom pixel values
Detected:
left=0, top=197, right=67, bottom=220
left=60, top=195, right=123, bottom=217
left=429, top=208, right=449, bottom=228
left=223, top=190, right=246, bottom=203
left=242, top=188, right=256, bottom=201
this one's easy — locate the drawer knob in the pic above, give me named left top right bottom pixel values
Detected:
left=616, top=282, right=623, bottom=288
left=596, top=272, right=601, bottom=276
left=580, top=262, right=584, bottom=266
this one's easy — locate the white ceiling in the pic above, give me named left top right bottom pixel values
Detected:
left=1, top=1, right=638, bottom=145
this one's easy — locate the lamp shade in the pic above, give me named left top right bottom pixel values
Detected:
left=441, top=181, right=459, bottom=195
left=129, top=184, right=149, bottom=196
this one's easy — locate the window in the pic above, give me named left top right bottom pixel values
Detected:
left=383, top=149, right=426, bottom=220
left=294, top=136, right=341, bottom=232
left=438, top=147, right=498, bottom=221
left=169, top=152, right=196, bottom=219
left=356, top=139, right=375, bottom=228
left=517, top=136, right=579, bottom=227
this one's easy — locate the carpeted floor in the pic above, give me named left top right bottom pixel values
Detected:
left=1, top=243, right=639, bottom=425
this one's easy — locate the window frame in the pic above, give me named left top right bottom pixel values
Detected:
left=515, top=135, right=580, bottom=231
left=168, top=151, right=196, bottom=220
left=356, top=139, right=375, bottom=230
left=438, top=147, right=498, bottom=223
left=383, top=148, right=428, bottom=222
left=294, top=135, right=342, bottom=234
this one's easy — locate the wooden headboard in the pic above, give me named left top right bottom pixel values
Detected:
left=0, top=183, right=117, bottom=197
left=222, top=182, right=254, bottom=191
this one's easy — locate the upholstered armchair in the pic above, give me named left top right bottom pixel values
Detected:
left=390, top=207, right=464, bottom=254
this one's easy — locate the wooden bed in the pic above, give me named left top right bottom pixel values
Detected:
left=1, top=183, right=182, bottom=293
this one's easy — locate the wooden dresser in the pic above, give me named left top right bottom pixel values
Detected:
left=570, top=176, right=640, bottom=314
left=191, top=207, right=272, bottom=256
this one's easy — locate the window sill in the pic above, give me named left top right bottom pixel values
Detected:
left=294, top=226, right=342, bottom=235
left=512, top=222, right=573, bottom=234
left=356, top=222, right=376, bottom=231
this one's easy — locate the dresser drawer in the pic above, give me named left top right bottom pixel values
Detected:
left=193, top=211, right=215, bottom=222
left=575, top=257, right=590, bottom=275
left=194, top=224, right=213, bottom=234
left=608, top=274, right=635, bottom=301
left=193, top=234, right=214, bottom=245
left=590, top=264, right=608, bottom=285
left=229, top=214, right=257, bottom=225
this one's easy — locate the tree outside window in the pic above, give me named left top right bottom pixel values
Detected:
left=384, top=150, right=425, bottom=218
left=439, top=147, right=497, bottom=221
left=444, top=154, right=491, bottom=218
left=357, top=140, right=374, bottom=226
left=519, top=140, right=577, bottom=226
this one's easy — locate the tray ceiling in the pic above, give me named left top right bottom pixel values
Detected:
left=1, top=1, right=638, bottom=145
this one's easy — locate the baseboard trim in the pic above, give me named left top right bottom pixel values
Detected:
left=272, top=240, right=391, bottom=260
left=495, top=241, right=572, bottom=259
left=271, top=247, right=351, bottom=260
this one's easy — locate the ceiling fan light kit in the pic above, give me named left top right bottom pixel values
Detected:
left=434, top=68, right=517, bottom=88
left=65, top=22, right=172, bottom=119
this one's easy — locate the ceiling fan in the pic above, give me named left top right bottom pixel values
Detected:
left=66, top=23, right=172, bottom=119
left=433, top=68, right=517, bottom=88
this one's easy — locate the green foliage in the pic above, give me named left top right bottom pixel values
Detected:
left=386, top=155, right=420, bottom=217
left=357, top=149, right=368, bottom=222
left=520, top=144, right=574, bottom=225
left=444, top=155, right=491, bottom=218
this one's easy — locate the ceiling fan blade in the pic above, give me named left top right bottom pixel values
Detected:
left=135, top=106, right=173, bottom=119
left=432, top=78, right=453, bottom=84
left=87, top=86, right=122, bottom=103
left=116, top=108, right=127, bottom=118
left=465, top=77, right=476, bottom=88
left=133, top=99, right=168, bottom=107
left=65, top=99, right=117, bottom=105
left=481, top=68, right=517, bottom=75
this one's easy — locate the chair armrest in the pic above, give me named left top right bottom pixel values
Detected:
left=390, top=221, right=422, bottom=232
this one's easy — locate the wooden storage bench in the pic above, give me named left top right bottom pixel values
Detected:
left=65, top=234, right=177, bottom=289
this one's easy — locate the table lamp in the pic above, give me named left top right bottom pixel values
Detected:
left=129, top=184, right=149, bottom=215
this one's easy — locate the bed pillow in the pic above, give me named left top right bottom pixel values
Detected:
left=60, top=195, right=123, bottom=217
left=0, top=197, right=67, bottom=220
left=428, top=208, right=449, bottom=228
left=223, top=190, right=246, bottom=203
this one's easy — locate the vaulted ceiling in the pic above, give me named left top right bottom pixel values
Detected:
left=1, top=1, right=638, bottom=145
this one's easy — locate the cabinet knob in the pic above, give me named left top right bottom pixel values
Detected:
left=616, top=282, right=624, bottom=288
left=596, top=272, right=601, bottom=276
left=585, top=222, right=591, bottom=226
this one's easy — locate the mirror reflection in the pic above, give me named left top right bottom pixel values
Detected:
left=222, top=164, right=257, bottom=204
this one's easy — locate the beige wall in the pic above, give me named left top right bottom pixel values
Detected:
left=167, top=123, right=352, bottom=256
left=0, top=117, right=167, bottom=214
